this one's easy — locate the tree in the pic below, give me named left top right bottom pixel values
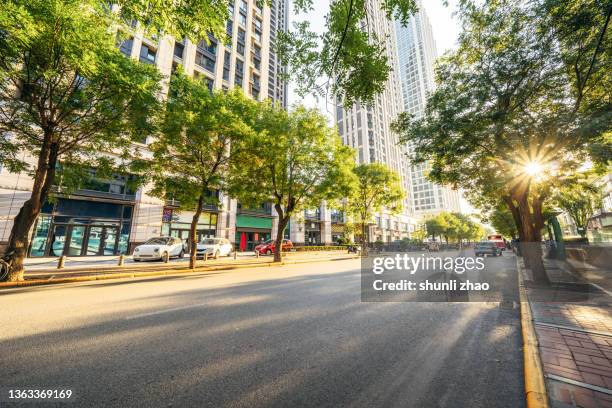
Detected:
left=425, top=217, right=444, bottom=242
left=136, top=73, right=256, bottom=269
left=229, top=104, right=356, bottom=262
left=345, top=163, right=405, bottom=255
left=393, top=0, right=610, bottom=284
left=0, top=0, right=162, bottom=281
left=278, top=0, right=418, bottom=105
left=554, top=175, right=601, bottom=238
left=488, top=206, right=519, bottom=240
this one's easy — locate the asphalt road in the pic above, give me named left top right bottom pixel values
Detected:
left=0, top=251, right=524, bottom=408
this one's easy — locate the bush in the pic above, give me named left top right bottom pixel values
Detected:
left=293, top=245, right=350, bottom=252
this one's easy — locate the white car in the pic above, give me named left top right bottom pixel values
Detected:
left=133, top=237, right=184, bottom=262
left=196, top=238, right=233, bottom=259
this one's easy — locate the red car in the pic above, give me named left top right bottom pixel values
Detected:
left=254, top=239, right=293, bottom=255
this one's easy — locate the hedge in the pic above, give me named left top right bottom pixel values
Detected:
left=292, top=245, right=350, bottom=252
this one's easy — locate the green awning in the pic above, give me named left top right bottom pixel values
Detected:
left=236, top=215, right=273, bottom=229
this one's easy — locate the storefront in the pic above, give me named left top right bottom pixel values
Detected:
left=235, top=214, right=273, bottom=251
left=161, top=208, right=217, bottom=252
left=305, top=221, right=321, bottom=245
left=331, top=223, right=344, bottom=244
left=29, top=198, right=133, bottom=257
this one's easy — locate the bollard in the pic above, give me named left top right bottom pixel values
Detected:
left=256, top=250, right=259, bottom=259
left=204, top=252, right=208, bottom=261
left=57, top=255, right=65, bottom=269
left=118, top=254, right=125, bottom=266
left=233, top=251, right=237, bottom=260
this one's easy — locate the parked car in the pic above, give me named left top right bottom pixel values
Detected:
left=196, top=238, right=233, bottom=259
left=254, top=239, right=293, bottom=255
left=474, top=241, right=502, bottom=257
left=133, top=237, right=184, bottom=262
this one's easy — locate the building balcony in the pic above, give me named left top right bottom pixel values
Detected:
left=165, top=198, right=218, bottom=211
left=237, top=202, right=272, bottom=216
left=304, top=209, right=321, bottom=221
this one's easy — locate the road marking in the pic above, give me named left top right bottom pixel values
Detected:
left=533, top=321, right=612, bottom=338
left=125, top=303, right=209, bottom=320
left=546, top=373, right=612, bottom=395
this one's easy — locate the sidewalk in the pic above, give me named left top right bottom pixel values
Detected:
left=520, top=255, right=612, bottom=408
left=1, top=251, right=359, bottom=289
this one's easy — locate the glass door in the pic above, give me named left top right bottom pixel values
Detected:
left=66, top=225, right=86, bottom=256
left=102, top=227, right=118, bottom=255
left=86, top=226, right=104, bottom=255
left=49, top=225, right=67, bottom=256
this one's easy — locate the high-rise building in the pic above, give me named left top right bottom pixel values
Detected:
left=395, top=3, right=461, bottom=216
left=334, top=0, right=418, bottom=243
left=0, top=0, right=295, bottom=258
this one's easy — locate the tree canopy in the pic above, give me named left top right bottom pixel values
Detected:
left=393, top=0, right=611, bottom=283
left=229, top=103, right=356, bottom=261
left=345, top=162, right=405, bottom=252
left=0, top=0, right=162, bottom=280
left=138, top=73, right=257, bottom=268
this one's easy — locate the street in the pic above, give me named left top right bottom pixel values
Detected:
left=0, top=252, right=524, bottom=407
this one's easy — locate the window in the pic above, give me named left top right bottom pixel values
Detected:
left=226, top=20, right=233, bottom=38
left=195, top=51, right=215, bottom=72
left=239, top=0, right=247, bottom=13
left=119, top=37, right=133, bottom=56
left=238, top=12, right=246, bottom=26
left=139, top=44, right=156, bottom=64
left=237, top=28, right=246, bottom=43
left=173, top=41, right=184, bottom=59
left=235, top=59, right=244, bottom=75
left=237, top=42, right=245, bottom=56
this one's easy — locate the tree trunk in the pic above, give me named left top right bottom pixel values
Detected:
left=3, top=136, right=58, bottom=282
left=189, top=193, right=205, bottom=269
left=273, top=204, right=289, bottom=263
left=516, top=192, right=549, bottom=284
left=360, top=220, right=368, bottom=257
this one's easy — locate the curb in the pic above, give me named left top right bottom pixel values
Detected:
left=0, top=255, right=359, bottom=290
left=516, top=256, right=549, bottom=408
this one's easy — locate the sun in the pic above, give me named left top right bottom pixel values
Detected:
left=523, top=161, right=543, bottom=177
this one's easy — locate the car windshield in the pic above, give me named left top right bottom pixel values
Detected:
left=144, top=238, right=169, bottom=245
left=263, top=239, right=274, bottom=244
left=477, top=242, right=493, bottom=247
left=201, top=239, right=218, bottom=245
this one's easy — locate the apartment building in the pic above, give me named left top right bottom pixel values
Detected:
left=0, top=0, right=305, bottom=258
left=334, top=0, right=419, bottom=243
left=395, top=3, right=461, bottom=217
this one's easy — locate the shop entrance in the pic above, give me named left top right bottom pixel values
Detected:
left=29, top=198, right=132, bottom=257
left=235, top=230, right=270, bottom=251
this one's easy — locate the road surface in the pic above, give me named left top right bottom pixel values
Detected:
left=1, top=251, right=524, bottom=407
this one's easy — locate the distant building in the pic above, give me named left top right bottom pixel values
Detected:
left=395, top=2, right=462, bottom=216
left=334, top=0, right=418, bottom=243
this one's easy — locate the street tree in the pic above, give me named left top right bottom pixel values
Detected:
left=229, top=104, right=356, bottom=262
left=553, top=175, right=601, bottom=238
left=138, top=73, right=257, bottom=269
left=424, top=217, right=444, bottom=242
left=488, top=206, right=520, bottom=240
left=0, top=0, right=162, bottom=281
left=393, top=0, right=610, bottom=283
left=345, top=163, right=405, bottom=255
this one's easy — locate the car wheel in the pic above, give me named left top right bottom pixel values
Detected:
left=162, top=252, right=169, bottom=263
left=266, top=249, right=272, bottom=255
left=134, top=258, right=141, bottom=262
left=179, top=249, right=185, bottom=258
